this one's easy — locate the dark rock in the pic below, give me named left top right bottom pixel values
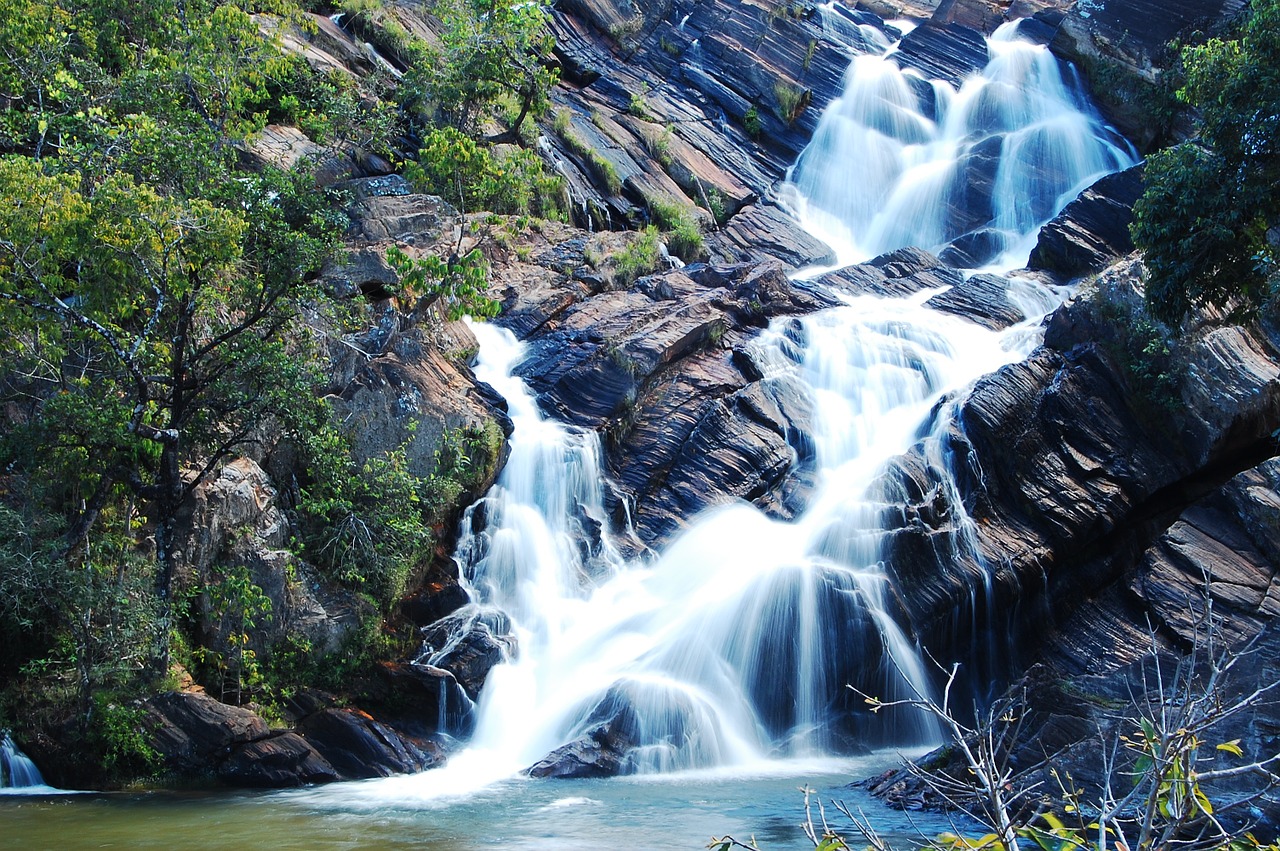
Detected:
left=625, top=371, right=818, bottom=545
left=925, top=273, right=1026, bottom=330
left=419, top=607, right=518, bottom=700
left=299, top=708, right=443, bottom=779
left=1027, top=165, right=1145, bottom=279
left=144, top=692, right=271, bottom=775
left=401, top=581, right=471, bottom=627
left=370, top=662, right=477, bottom=738
left=217, top=733, right=340, bottom=788
left=707, top=203, right=838, bottom=271
left=894, top=23, right=991, bottom=87
left=319, top=246, right=401, bottom=301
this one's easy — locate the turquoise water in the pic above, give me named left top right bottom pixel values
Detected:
left=0, top=755, right=962, bottom=850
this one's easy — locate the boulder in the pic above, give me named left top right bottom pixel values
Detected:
left=924, top=273, right=1026, bottom=330
left=419, top=607, right=518, bottom=700
left=299, top=708, right=443, bottom=779
left=217, top=733, right=340, bottom=788
left=366, top=662, right=477, bottom=739
left=893, top=23, right=990, bottom=87
left=707, top=203, right=837, bottom=271
left=144, top=692, right=271, bottom=775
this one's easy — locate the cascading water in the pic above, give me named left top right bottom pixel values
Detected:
left=785, top=20, right=1137, bottom=269
left=1, top=732, right=45, bottom=790
left=327, top=14, right=1136, bottom=800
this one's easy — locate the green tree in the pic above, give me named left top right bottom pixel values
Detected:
left=1132, top=0, right=1280, bottom=323
left=410, top=0, right=558, bottom=140
left=0, top=156, right=339, bottom=669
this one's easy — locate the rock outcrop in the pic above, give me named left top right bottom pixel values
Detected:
left=1027, top=165, right=1145, bottom=278
left=876, top=258, right=1280, bottom=682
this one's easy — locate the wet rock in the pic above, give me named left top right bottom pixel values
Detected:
left=368, top=662, right=477, bottom=739
left=217, top=733, right=340, bottom=788
left=624, top=370, right=818, bottom=545
left=419, top=607, right=518, bottom=700
left=707, top=203, right=837, bottom=271
left=924, top=273, right=1026, bottom=330
left=1028, top=165, right=1145, bottom=279
left=877, top=257, right=1280, bottom=669
left=894, top=23, right=990, bottom=87
left=527, top=731, right=629, bottom=779
left=299, top=708, right=443, bottom=779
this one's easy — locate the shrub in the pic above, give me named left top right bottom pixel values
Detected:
left=407, top=127, right=564, bottom=216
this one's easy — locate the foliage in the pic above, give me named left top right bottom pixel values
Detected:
left=649, top=198, right=707, bottom=262
left=195, top=564, right=273, bottom=705
left=295, top=424, right=430, bottom=609
left=406, top=0, right=558, bottom=139
left=386, top=243, right=499, bottom=321
left=773, top=81, right=809, bottom=125
left=406, top=126, right=564, bottom=216
left=611, top=226, right=664, bottom=287
left=0, top=491, right=161, bottom=722
left=1132, top=0, right=1280, bottom=323
left=92, top=695, right=160, bottom=776
left=743, top=106, right=763, bottom=139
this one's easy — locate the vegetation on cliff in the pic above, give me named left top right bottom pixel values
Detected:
left=0, top=0, right=541, bottom=783
left=1133, top=0, right=1280, bottom=324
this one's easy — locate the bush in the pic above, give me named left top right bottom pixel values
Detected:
left=649, top=198, right=706, bottom=262
left=611, top=226, right=664, bottom=287
left=407, top=127, right=564, bottom=216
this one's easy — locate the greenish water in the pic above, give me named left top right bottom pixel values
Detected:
left=0, top=756, right=957, bottom=850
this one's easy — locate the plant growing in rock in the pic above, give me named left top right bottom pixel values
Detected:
left=407, top=0, right=559, bottom=141
left=386, top=243, right=500, bottom=321
left=774, top=81, right=810, bottom=125
left=649, top=197, right=706, bottom=262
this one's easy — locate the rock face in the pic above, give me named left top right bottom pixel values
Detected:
left=182, top=458, right=369, bottom=677
left=875, top=258, right=1280, bottom=683
left=868, top=459, right=1280, bottom=834
left=1027, top=165, right=1145, bottom=279
left=298, top=708, right=443, bottom=779
left=142, top=688, right=453, bottom=787
left=418, top=607, right=517, bottom=701
left=499, top=250, right=842, bottom=546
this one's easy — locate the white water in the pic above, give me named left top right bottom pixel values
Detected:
left=306, top=14, right=1135, bottom=805
left=1, top=731, right=46, bottom=791
left=786, top=20, right=1137, bottom=269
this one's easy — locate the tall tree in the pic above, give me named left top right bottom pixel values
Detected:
left=0, top=156, right=338, bottom=667
left=412, top=0, right=558, bottom=140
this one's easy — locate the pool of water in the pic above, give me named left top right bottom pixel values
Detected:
left=0, top=754, right=964, bottom=850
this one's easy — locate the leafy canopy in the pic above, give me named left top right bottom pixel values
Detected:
left=1132, top=0, right=1280, bottom=323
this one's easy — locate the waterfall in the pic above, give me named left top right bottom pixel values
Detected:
left=345, top=15, right=1136, bottom=798
left=1, top=731, right=45, bottom=790
left=785, top=20, right=1137, bottom=269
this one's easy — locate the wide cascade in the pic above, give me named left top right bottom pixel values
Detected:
left=355, top=17, right=1134, bottom=796
left=786, top=20, right=1137, bottom=268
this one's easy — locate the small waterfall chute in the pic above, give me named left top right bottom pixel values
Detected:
left=1, top=731, right=45, bottom=790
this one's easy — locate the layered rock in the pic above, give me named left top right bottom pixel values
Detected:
left=1027, top=164, right=1145, bottom=278
left=876, top=258, right=1280, bottom=676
